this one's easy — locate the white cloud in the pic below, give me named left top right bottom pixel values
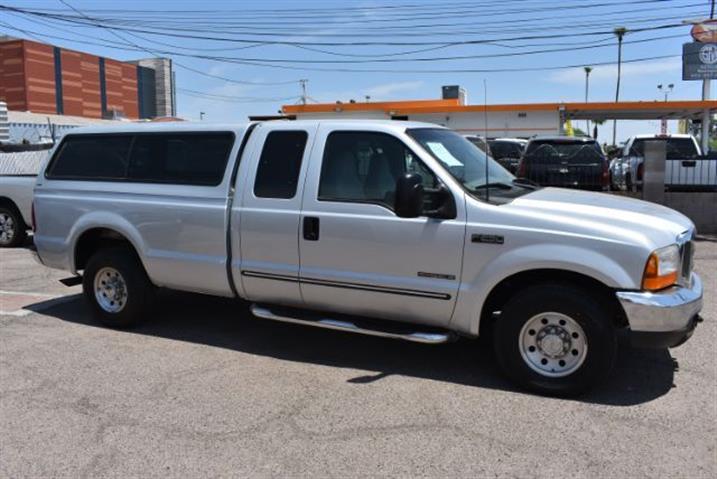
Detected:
left=314, top=80, right=425, bottom=103
left=548, top=58, right=682, bottom=84
left=364, top=81, right=425, bottom=98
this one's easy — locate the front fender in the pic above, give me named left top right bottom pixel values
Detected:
left=450, top=243, right=640, bottom=336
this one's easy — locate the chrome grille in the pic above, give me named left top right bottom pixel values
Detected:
left=681, top=240, right=694, bottom=281
left=677, top=230, right=695, bottom=286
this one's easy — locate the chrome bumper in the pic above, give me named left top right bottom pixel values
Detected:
left=616, top=273, right=703, bottom=333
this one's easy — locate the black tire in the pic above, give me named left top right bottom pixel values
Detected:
left=0, top=205, right=27, bottom=248
left=493, top=283, right=617, bottom=396
left=82, top=247, right=154, bottom=328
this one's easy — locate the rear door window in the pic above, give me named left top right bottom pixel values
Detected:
left=47, top=135, right=132, bottom=179
left=128, top=133, right=234, bottom=186
left=253, top=130, right=309, bottom=199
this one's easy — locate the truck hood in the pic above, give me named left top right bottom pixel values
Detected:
left=506, top=187, right=693, bottom=246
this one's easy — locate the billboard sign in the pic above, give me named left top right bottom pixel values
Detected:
left=683, top=42, right=717, bottom=80
left=691, top=20, right=717, bottom=42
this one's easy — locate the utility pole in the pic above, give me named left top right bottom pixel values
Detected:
left=300, top=79, right=308, bottom=105
left=612, top=27, right=627, bottom=146
left=297, top=79, right=317, bottom=105
left=657, top=83, right=674, bottom=135
left=703, top=0, right=715, bottom=152
left=584, top=66, right=592, bottom=134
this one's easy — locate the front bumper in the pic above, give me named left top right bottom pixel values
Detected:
left=616, top=273, right=703, bottom=348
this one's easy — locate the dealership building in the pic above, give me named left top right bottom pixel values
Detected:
left=0, top=37, right=175, bottom=121
left=281, top=86, right=716, bottom=150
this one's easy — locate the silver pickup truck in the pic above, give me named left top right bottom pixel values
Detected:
left=32, top=120, right=703, bottom=396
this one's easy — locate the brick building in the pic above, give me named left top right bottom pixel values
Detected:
left=0, top=37, right=174, bottom=120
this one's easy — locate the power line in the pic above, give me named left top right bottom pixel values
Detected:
left=21, top=1, right=694, bottom=33
left=1, top=5, right=690, bottom=47
left=28, top=0, right=683, bottom=23
left=49, top=1, right=302, bottom=87
left=178, top=88, right=300, bottom=103
left=0, top=12, right=686, bottom=68
left=54, top=9, right=700, bottom=38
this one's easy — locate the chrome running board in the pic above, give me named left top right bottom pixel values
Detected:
left=250, top=304, right=454, bottom=344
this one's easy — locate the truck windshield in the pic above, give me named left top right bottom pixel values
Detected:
left=407, top=128, right=533, bottom=202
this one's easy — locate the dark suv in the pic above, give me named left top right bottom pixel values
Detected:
left=518, top=137, right=609, bottom=191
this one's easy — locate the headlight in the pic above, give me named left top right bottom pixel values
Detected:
left=642, top=244, right=680, bottom=291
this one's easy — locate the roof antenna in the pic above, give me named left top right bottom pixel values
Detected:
left=483, top=79, right=490, bottom=203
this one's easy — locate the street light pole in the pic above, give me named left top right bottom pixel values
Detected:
left=612, top=27, right=627, bottom=146
left=657, top=83, right=674, bottom=135
left=584, top=66, right=592, bottom=135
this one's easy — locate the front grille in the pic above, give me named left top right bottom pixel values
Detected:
left=677, top=229, right=695, bottom=286
left=681, top=240, right=694, bottom=282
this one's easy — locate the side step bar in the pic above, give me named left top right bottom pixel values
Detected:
left=59, top=275, right=82, bottom=287
left=250, top=304, right=455, bottom=344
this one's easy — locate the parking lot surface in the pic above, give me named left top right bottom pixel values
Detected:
left=1, top=239, right=715, bottom=478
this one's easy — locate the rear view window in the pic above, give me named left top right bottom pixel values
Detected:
left=631, top=138, right=699, bottom=160
left=489, top=141, right=524, bottom=160
left=47, top=135, right=132, bottom=179
left=128, top=133, right=233, bottom=186
left=46, top=132, right=234, bottom=186
left=254, top=131, right=308, bottom=199
left=525, top=140, right=603, bottom=164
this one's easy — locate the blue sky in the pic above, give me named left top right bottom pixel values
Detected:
left=0, top=0, right=711, bottom=143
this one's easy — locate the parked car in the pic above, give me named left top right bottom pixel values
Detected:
left=487, top=138, right=527, bottom=173
left=33, top=121, right=703, bottom=396
left=517, top=136, right=609, bottom=191
left=613, top=134, right=717, bottom=191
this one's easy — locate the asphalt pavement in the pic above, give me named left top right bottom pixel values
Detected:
left=1, top=238, right=715, bottom=477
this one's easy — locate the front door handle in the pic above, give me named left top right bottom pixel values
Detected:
left=303, top=216, right=319, bottom=241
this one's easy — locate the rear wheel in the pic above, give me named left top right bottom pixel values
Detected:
left=82, top=247, right=154, bottom=328
left=0, top=206, right=27, bottom=248
left=493, top=283, right=617, bottom=396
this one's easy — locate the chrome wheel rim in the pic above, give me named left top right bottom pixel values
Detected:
left=519, top=312, right=588, bottom=378
left=0, top=213, right=15, bottom=245
left=94, top=267, right=127, bottom=313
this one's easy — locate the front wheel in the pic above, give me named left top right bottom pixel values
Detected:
left=82, top=247, right=154, bottom=328
left=493, top=283, right=617, bottom=396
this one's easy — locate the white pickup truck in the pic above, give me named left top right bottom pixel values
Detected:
left=611, top=134, right=717, bottom=191
left=0, top=149, right=50, bottom=247
left=32, top=120, right=703, bottom=396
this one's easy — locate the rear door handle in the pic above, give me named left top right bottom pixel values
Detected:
left=303, top=216, right=319, bottom=241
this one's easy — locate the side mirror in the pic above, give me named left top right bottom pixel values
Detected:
left=395, top=173, right=424, bottom=218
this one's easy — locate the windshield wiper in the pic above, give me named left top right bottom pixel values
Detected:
left=473, top=182, right=514, bottom=190
left=512, top=178, right=539, bottom=188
